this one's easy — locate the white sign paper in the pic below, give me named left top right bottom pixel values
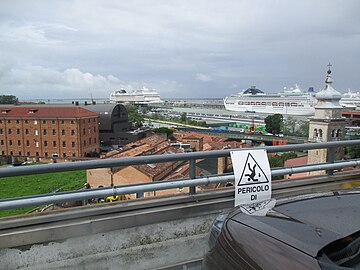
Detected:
left=231, top=149, right=272, bottom=207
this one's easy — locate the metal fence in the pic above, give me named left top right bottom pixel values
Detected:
left=0, top=140, right=360, bottom=211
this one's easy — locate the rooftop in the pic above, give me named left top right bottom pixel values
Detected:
left=0, top=105, right=98, bottom=118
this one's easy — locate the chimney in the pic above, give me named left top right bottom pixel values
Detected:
left=92, top=101, right=96, bottom=105
left=75, top=101, right=79, bottom=106
left=84, top=101, right=88, bottom=105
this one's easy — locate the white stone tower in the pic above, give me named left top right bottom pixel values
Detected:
left=307, top=64, right=346, bottom=174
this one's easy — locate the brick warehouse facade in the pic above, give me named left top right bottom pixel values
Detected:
left=0, top=106, right=100, bottom=158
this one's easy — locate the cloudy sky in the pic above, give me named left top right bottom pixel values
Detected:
left=0, top=1, right=359, bottom=100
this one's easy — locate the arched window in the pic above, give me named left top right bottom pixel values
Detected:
left=319, top=129, right=323, bottom=138
left=331, top=129, right=336, bottom=137
left=313, top=128, right=318, bottom=138
left=336, top=129, right=342, bottom=138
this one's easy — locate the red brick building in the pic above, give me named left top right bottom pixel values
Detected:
left=0, top=106, right=99, bottom=158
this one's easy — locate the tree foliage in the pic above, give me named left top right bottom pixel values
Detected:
left=146, top=113, right=208, bottom=128
left=296, top=120, right=309, bottom=137
left=268, top=152, right=298, bottom=180
left=153, top=127, right=175, bottom=140
left=264, top=114, right=283, bottom=134
left=180, top=112, right=187, bottom=122
left=268, top=155, right=284, bottom=168
left=283, top=116, right=296, bottom=135
left=346, top=147, right=360, bottom=159
left=346, top=134, right=360, bottom=159
left=126, top=104, right=144, bottom=128
left=283, top=117, right=309, bottom=137
left=0, top=95, right=18, bottom=104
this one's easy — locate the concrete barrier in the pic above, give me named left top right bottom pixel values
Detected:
left=0, top=214, right=217, bottom=270
left=0, top=192, right=234, bottom=269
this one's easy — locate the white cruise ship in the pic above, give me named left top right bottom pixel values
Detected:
left=110, top=87, right=163, bottom=104
left=224, top=85, right=317, bottom=116
left=339, top=89, right=360, bottom=108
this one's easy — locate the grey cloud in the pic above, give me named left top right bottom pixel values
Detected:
left=0, top=0, right=359, bottom=99
left=196, top=73, right=213, bottom=82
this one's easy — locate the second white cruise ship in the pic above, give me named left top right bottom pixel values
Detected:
left=224, top=85, right=317, bottom=116
left=110, top=87, right=163, bottom=104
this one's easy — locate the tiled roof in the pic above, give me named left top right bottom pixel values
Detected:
left=134, top=146, right=184, bottom=178
left=0, top=106, right=98, bottom=118
left=107, top=134, right=168, bottom=158
left=174, top=131, right=243, bottom=151
left=206, top=140, right=243, bottom=150
left=164, top=164, right=203, bottom=180
left=123, top=134, right=166, bottom=149
left=110, top=144, right=152, bottom=158
left=174, top=131, right=229, bottom=144
left=182, top=134, right=202, bottom=140
left=109, top=132, right=244, bottom=180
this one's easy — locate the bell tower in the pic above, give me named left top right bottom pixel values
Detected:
left=307, top=64, right=346, bottom=175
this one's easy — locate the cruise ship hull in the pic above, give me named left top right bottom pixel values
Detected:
left=224, top=92, right=317, bottom=116
left=110, top=87, right=163, bottom=104
left=339, top=93, right=360, bottom=108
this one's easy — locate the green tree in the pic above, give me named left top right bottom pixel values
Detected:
left=268, top=152, right=298, bottom=180
left=346, top=134, right=360, bottom=159
left=153, top=127, right=175, bottom=140
left=126, top=104, right=144, bottom=128
left=268, top=155, right=284, bottom=168
left=281, top=152, right=298, bottom=161
left=180, top=112, right=187, bottom=123
left=0, top=95, right=18, bottom=104
left=347, top=147, right=360, bottom=159
left=295, top=120, right=309, bottom=137
left=284, top=116, right=296, bottom=135
left=264, top=114, right=283, bottom=135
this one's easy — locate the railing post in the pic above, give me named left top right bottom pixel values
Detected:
left=327, top=147, right=335, bottom=175
left=189, top=159, right=196, bottom=194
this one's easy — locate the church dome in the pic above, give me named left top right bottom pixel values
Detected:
left=315, top=65, right=342, bottom=109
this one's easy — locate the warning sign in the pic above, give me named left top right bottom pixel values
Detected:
left=231, top=149, right=272, bottom=207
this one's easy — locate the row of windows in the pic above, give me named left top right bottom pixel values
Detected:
left=237, top=101, right=305, bottom=108
left=313, top=128, right=342, bottom=138
left=2, top=138, right=97, bottom=147
left=1, top=151, right=77, bottom=158
left=0, top=119, right=96, bottom=124
left=0, top=128, right=97, bottom=136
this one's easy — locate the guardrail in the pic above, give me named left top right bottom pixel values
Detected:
left=0, top=140, right=360, bottom=211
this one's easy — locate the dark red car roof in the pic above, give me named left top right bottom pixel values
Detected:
left=229, top=190, right=360, bottom=257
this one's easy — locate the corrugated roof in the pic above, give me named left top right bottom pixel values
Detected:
left=0, top=106, right=98, bottom=118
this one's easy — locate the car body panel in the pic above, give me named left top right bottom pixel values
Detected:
left=203, top=189, right=360, bottom=270
left=230, top=192, right=360, bottom=257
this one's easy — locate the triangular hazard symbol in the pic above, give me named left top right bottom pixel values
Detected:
left=237, top=153, right=269, bottom=186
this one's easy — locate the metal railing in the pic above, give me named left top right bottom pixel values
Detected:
left=0, top=140, right=360, bottom=211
